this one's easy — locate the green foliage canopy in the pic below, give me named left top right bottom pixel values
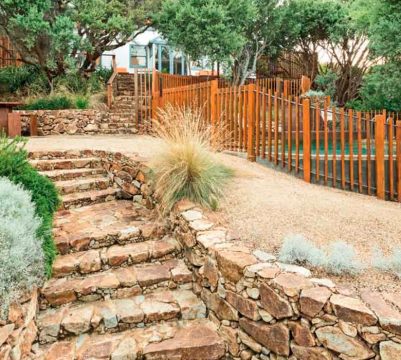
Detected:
left=156, top=0, right=255, bottom=64
left=0, top=0, right=159, bottom=83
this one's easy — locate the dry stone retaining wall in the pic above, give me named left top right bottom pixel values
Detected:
left=171, top=200, right=401, bottom=360
left=0, top=291, right=38, bottom=359
left=18, top=110, right=138, bottom=136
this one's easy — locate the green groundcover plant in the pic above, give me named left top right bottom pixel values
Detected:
left=0, top=135, right=60, bottom=276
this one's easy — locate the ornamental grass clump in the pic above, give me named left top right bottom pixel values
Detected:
left=0, top=177, right=45, bottom=319
left=151, top=105, right=233, bottom=213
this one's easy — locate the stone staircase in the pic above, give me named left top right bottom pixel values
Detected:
left=29, top=154, right=226, bottom=359
left=108, top=73, right=151, bottom=134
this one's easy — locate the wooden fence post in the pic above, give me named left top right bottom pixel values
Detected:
left=375, top=114, right=386, bottom=200
left=302, top=98, right=311, bottom=182
left=397, top=120, right=401, bottom=202
left=301, top=76, right=311, bottom=94
left=30, top=114, right=38, bottom=136
left=210, top=79, right=218, bottom=127
left=7, top=113, right=21, bottom=138
left=247, top=84, right=256, bottom=162
left=283, top=80, right=289, bottom=97
left=151, top=69, right=159, bottom=119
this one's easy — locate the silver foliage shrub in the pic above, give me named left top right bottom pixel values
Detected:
left=372, top=246, right=401, bottom=277
left=279, top=235, right=363, bottom=275
left=0, top=177, right=45, bottom=319
left=279, top=234, right=326, bottom=267
left=325, top=241, right=363, bottom=275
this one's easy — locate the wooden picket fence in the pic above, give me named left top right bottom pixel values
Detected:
left=152, top=75, right=401, bottom=203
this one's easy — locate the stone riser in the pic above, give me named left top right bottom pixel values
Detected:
left=54, top=225, right=166, bottom=255
left=39, top=319, right=225, bottom=360
left=38, top=289, right=206, bottom=344
left=61, top=188, right=121, bottom=210
left=56, top=177, right=111, bottom=195
left=41, top=168, right=106, bottom=182
left=31, top=158, right=102, bottom=171
left=52, top=239, right=181, bottom=278
left=40, top=260, right=193, bottom=309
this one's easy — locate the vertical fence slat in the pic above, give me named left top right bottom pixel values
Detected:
left=367, top=116, right=372, bottom=195
left=357, top=112, right=363, bottom=193
left=288, top=96, right=292, bottom=171
left=340, top=108, right=346, bottom=190
left=281, top=95, right=285, bottom=167
left=324, top=99, right=328, bottom=184
left=315, top=102, right=320, bottom=182
left=397, top=121, right=401, bottom=202
left=332, top=106, right=337, bottom=188
left=268, top=90, right=272, bottom=161
left=349, top=109, right=354, bottom=191
left=389, top=118, right=394, bottom=200
left=247, top=84, right=256, bottom=161
left=303, top=98, right=311, bottom=183
left=274, top=92, right=279, bottom=165
left=375, top=114, right=386, bottom=200
left=295, top=97, right=300, bottom=173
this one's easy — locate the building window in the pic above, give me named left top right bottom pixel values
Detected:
left=129, top=45, right=147, bottom=68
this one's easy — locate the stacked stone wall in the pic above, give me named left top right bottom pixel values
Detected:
left=171, top=200, right=401, bottom=359
left=18, top=110, right=138, bottom=136
left=0, top=291, right=38, bottom=359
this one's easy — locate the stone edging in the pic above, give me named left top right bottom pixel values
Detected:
left=0, top=290, right=38, bottom=359
left=171, top=200, right=401, bottom=359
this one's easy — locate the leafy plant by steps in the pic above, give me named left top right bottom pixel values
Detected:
left=0, top=177, right=45, bottom=319
left=151, top=106, right=233, bottom=214
left=0, top=135, right=60, bottom=276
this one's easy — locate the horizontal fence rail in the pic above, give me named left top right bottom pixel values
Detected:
left=153, top=77, right=401, bottom=203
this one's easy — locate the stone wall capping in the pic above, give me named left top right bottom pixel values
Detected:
left=171, top=200, right=401, bottom=358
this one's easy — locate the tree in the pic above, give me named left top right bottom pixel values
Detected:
left=0, top=0, right=159, bottom=87
left=156, top=0, right=287, bottom=85
left=356, top=0, right=401, bottom=111
left=156, top=0, right=255, bottom=76
left=231, top=0, right=290, bottom=84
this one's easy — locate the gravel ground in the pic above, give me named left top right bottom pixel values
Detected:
left=216, top=153, right=401, bottom=293
left=28, top=135, right=401, bottom=292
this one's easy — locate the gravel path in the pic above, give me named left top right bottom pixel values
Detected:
left=28, top=135, right=401, bottom=292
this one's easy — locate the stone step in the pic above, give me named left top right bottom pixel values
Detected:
left=54, top=201, right=166, bottom=254
left=37, top=319, right=225, bottom=360
left=40, top=259, right=192, bottom=308
left=52, top=237, right=181, bottom=277
left=55, top=176, right=111, bottom=195
left=61, top=188, right=120, bottom=210
left=37, top=289, right=206, bottom=344
left=30, top=157, right=101, bottom=171
left=40, top=168, right=106, bottom=181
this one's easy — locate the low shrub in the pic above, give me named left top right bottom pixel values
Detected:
left=372, top=246, right=401, bottom=276
left=0, top=177, right=45, bottom=319
left=279, top=235, right=363, bottom=275
left=21, top=95, right=73, bottom=110
left=0, top=135, right=60, bottom=275
left=325, top=241, right=363, bottom=275
left=279, top=234, right=326, bottom=267
left=0, top=64, right=46, bottom=94
left=151, top=105, right=233, bottom=213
